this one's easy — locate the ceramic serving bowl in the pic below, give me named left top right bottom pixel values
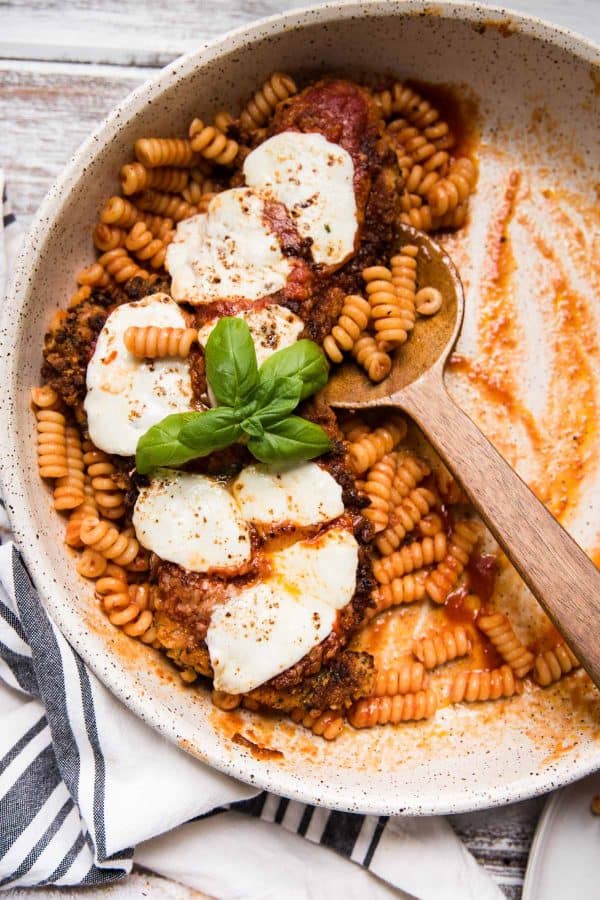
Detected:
left=2, top=0, right=599, bottom=815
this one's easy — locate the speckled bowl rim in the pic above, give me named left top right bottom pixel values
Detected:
left=1, top=0, right=599, bottom=816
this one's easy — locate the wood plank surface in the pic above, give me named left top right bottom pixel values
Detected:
left=1, top=1, right=597, bottom=896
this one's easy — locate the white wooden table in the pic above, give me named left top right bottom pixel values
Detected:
left=1, top=1, right=597, bottom=896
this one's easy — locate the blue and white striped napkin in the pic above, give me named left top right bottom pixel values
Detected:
left=0, top=178, right=502, bottom=898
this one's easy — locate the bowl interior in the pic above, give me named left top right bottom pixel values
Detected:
left=2, top=1, right=600, bottom=815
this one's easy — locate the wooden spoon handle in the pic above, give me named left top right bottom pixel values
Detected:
left=399, top=373, right=600, bottom=687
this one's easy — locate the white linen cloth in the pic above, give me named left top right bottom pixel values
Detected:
left=0, top=177, right=502, bottom=898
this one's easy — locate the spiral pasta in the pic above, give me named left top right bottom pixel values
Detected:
left=362, top=454, right=396, bottom=532
left=351, top=333, right=391, bottom=383
left=80, top=516, right=139, bottom=566
left=97, top=249, right=151, bottom=284
left=403, top=165, right=442, bottom=198
left=76, top=262, right=110, bottom=289
left=372, top=661, right=427, bottom=696
left=188, top=119, right=239, bottom=166
left=368, top=571, right=428, bottom=618
left=348, top=415, right=407, bottom=474
left=348, top=689, right=437, bottom=728
left=373, top=533, right=447, bottom=583
left=240, top=72, right=298, bottom=132
left=135, top=190, right=197, bottom=222
left=76, top=548, right=107, bottom=578
left=31, top=385, right=60, bottom=410
left=477, top=613, right=535, bottom=677
left=53, top=426, right=85, bottom=510
left=82, top=441, right=126, bottom=520
left=391, top=122, right=450, bottom=173
left=35, top=407, right=68, bottom=480
left=65, top=484, right=98, bottom=548
left=120, top=162, right=189, bottom=196
left=389, top=246, right=417, bottom=331
left=134, top=137, right=197, bottom=169
left=377, top=84, right=453, bottom=148
left=290, top=708, right=344, bottom=741
left=389, top=454, right=430, bottom=506
left=448, top=666, right=523, bottom=703
left=323, top=294, right=371, bottom=363
left=412, top=625, right=472, bottom=670
left=425, top=520, right=481, bottom=604
left=123, top=325, right=197, bottom=359
left=363, top=265, right=412, bottom=350
left=533, top=644, right=580, bottom=686
left=125, top=221, right=174, bottom=269
left=415, top=287, right=443, bottom=316
left=418, top=512, right=444, bottom=537
left=100, top=196, right=144, bottom=228
left=92, top=223, right=127, bottom=252
left=428, top=158, right=477, bottom=217
left=374, top=486, right=437, bottom=556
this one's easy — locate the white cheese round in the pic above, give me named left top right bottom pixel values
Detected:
left=132, top=469, right=252, bottom=572
left=84, top=294, right=194, bottom=457
left=165, top=188, right=292, bottom=305
left=232, top=462, right=344, bottom=527
left=197, top=303, right=304, bottom=368
left=243, top=132, right=358, bottom=266
left=207, top=527, right=358, bottom=693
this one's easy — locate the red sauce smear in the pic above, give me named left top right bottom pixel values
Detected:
left=232, top=732, right=284, bottom=760
left=466, top=552, right=499, bottom=606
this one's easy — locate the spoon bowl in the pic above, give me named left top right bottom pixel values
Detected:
left=325, top=229, right=600, bottom=689
left=324, top=226, right=463, bottom=407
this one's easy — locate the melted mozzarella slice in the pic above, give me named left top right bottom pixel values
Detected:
left=243, top=132, right=357, bottom=266
left=232, top=462, right=343, bottom=526
left=207, top=527, right=358, bottom=693
left=197, top=304, right=304, bottom=368
left=133, top=469, right=251, bottom=572
left=84, top=294, right=194, bottom=456
left=166, top=188, right=292, bottom=304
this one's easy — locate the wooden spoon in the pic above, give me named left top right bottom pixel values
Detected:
left=323, top=225, right=600, bottom=687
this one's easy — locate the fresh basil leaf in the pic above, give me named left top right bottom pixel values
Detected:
left=258, top=340, right=329, bottom=401
left=205, top=317, right=258, bottom=407
left=135, top=412, right=203, bottom=474
left=179, top=407, right=243, bottom=456
left=240, top=417, right=265, bottom=438
left=252, top=376, right=303, bottom=426
left=248, top=415, right=332, bottom=464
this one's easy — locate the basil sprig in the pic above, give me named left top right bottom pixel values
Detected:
left=135, top=317, right=331, bottom=474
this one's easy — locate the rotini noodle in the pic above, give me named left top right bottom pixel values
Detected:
left=374, top=486, right=437, bottom=556
left=31, top=385, right=60, bottom=410
left=415, top=287, right=443, bottom=316
left=418, top=512, right=444, bottom=537
left=76, top=548, right=107, bottom=578
left=373, top=533, right=447, bottom=583
left=389, top=246, right=418, bottom=333
left=389, top=453, right=430, bottom=507
left=348, top=689, right=437, bottom=728
left=448, top=665, right=523, bottom=703
left=351, top=333, right=391, bottom=383
left=92, top=223, right=127, bottom=252
left=65, top=484, right=97, bottom=548
left=211, top=690, right=241, bottom=711
left=363, top=454, right=396, bottom=532
left=100, top=196, right=144, bottom=228
left=323, top=294, right=371, bottom=363
left=188, top=119, right=239, bottom=166
left=348, top=415, right=407, bottom=474
left=134, top=137, right=197, bottom=168
left=125, top=221, right=174, bottom=269
left=372, top=661, right=427, bottom=696
left=120, top=162, right=189, bottom=196
left=368, top=571, right=428, bottom=618
left=428, top=157, right=477, bottom=217
left=82, top=441, right=126, bottom=520
left=76, top=262, right=110, bottom=288
left=123, top=325, right=197, bottom=358
left=240, top=72, right=298, bottom=132
left=35, top=408, right=68, bottom=479
left=135, top=190, right=197, bottom=222
left=53, top=426, right=85, bottom=510
left=533, top=644, right=580, bottom=686
left=97, top=249, right=151, bottom=283
left=290, top=707, right=344, bottom=741
left=363, top=265, right=412, bottom=350
left=412, top=625, right=472, bottom=670
left=425, top=520, right=480, bottom=604
left=477, top=612, right=535, bottom=678
left=80, top=516, right=139, bottom=566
